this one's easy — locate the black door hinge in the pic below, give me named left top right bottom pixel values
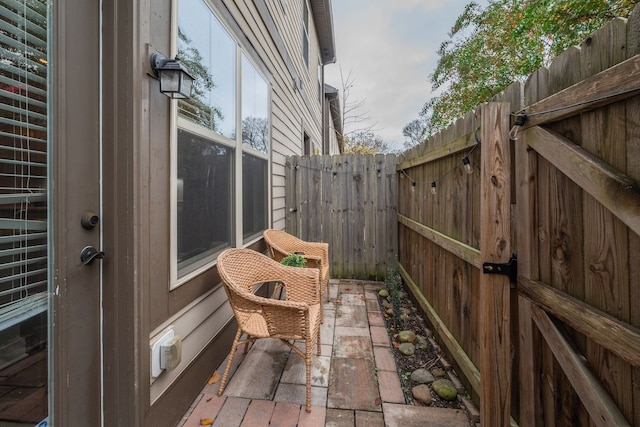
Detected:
left=482, top=254, right=517, bottom=284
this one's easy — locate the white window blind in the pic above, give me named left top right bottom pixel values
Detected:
left=0, top=0, right=49, bottom=331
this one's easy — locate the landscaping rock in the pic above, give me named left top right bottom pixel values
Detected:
left=410, top=368, right=434, bottom=384
left=398, top=330, right=416, bottom=343
left=414, top=335, right=428, bottom=350
left=432, top=378, right=457, bottom=401
left=378, top=289, right=389, bottom=298
left=376, top=276, right=469, bottom=412
left=432, top=368, right=446, bottom=378
left=398, top=343, right=415, bottom=356
left=411, top=384, right=432, bottom=405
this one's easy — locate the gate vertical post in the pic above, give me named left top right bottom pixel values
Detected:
left=479, top=102, right=512, bottom=426
left=516, top=119, right=542, bottom=426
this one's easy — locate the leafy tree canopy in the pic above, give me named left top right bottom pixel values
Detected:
left=402, top=118, right=429, bottom=149
left=343, top=131, right=390, bottom=154
left=422, top=0, right=638, bottom=135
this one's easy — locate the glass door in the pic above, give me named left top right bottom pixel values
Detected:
left=0, top=0, right=50, bottom=425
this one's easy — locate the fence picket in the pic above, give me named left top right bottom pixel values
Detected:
left=286, top=154, right=397, bottom=280
left=284, top=7, right=640, bottom=426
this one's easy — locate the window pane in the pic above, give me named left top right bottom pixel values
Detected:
left=241, top=55, right=269, bottom=154
left=178, top=0, right=236, bottom=138
left=242, top=153, right=267, bottom=241
left=303, top=34, right=309, bottom=67
left=0, top=0, right=49, bottom=423
left=177, top=129, right=233, bottom=273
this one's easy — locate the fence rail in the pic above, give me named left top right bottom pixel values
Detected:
left=287, top=6, right=640, bottom=426
left=394, top=10, right=640, bottom=427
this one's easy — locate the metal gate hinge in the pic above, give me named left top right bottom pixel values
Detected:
left=482, top=254, right=517, bottom=284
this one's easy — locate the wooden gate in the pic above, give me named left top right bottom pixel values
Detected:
left=514, top=19, right=640, bottom=426
left=284, top=154, right=397, bottom=280
left=396, top=12, right=640, bottom=427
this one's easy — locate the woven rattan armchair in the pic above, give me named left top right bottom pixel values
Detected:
left=215, top=248, right=322, bottom=412
left=263, top=228, right=330, bottom=304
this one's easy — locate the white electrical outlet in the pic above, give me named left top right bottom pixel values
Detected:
left=160, top=335, right=182, bottom=371
left=150, top=328, right=174, bottom=379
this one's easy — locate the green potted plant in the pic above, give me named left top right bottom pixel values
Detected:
left=280, top=252, right=307, bottom=268
left=271, top=253, right=307, bottom=300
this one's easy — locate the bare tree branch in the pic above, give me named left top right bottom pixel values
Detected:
left=337, top=66, right=379, bottom=139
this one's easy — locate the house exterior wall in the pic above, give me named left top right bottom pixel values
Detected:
left=261, top=0, right=327, bottom=228
left=141, top=0, right=333, bottom=425
left=0, top=0, right=332, bottom=424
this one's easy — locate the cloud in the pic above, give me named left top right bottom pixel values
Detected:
left=392, top=0, right=451, bottom=13
left=325, top=0, right=473, bottom=149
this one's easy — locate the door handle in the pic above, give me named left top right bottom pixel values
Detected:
left=80, top=246, right=105, bottom=266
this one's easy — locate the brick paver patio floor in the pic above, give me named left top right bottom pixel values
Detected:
left=176, top=280, right=470, bottom=427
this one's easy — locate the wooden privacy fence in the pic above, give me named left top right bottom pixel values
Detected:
left=396, top=11, right=640, bottom=427
left=284, top=154, right=397, bottom=280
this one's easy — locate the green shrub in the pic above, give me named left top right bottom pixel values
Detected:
left=280, top=253, right=307, bottom=268
left=385, top=267, right=403, bottom=330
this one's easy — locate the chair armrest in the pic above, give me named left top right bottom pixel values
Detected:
left=245, top=261, right=321, bottom=304
left=231, top=291, right=314, bottom=339
left=299, top=242, right=328, bottom=261
left=236, top=289, right=309, bottom=311
left=276, top=264, right=321, bottom=304
left=303, top=255, right=323, bottom=270
left=265, top=234, right=328, bottom=265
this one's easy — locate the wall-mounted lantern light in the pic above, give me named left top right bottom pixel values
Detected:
left=150, top=53, right=195, bottom=99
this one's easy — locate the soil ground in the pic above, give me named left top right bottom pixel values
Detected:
left=377, top=288, right=464, bottom=410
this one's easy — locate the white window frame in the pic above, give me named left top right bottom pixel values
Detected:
left=239, top=52, right=272, bottom=243
left=169, top=0, right=272, bottom=289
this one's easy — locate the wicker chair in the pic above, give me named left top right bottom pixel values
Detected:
left=263, top=228, right=330, bottom=304
left=215, top=248, right=322, bottom=412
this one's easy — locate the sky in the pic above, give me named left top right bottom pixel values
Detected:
left=324, top=0, right=486, bottom=152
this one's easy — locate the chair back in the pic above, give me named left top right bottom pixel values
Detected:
left=216, top=247, right=319, bottom=339
left=217, top=248, right=277, bottom=294
left=263, top=228, right=307, bottom=261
